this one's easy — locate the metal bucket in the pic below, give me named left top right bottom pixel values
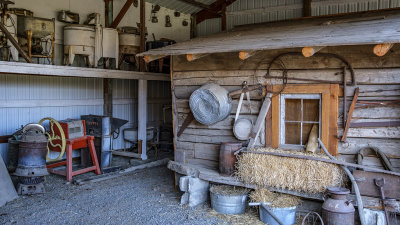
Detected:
left=189, top=83, right=232, bottom=125
left=259, top=205, right=297, bottom=225
left=210, top=191, right=247, bottom=215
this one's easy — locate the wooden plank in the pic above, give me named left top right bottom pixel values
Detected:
left=342, top=88, right=360, bottom=141
left=138, top=79, right=147, bottom=160
left=174, top=85, right=264, bottom=99
left=338, top=138, right=400, bottom=156
left=0, top=61, right=170, bottom=81
left=271, top=92, right=280, bottom=148
left=173, top=68, right=400, bottom=85
left=176, top=98, right=262, bottom=114
left=112, top=151, right=141, bottom=158
left=339, top=127, right=400, bottom=139
left=178, top=113, right=257, bottom=130
left=329, top=84, right=339, bottom=156
left=178, top=133, right=238, bottom=144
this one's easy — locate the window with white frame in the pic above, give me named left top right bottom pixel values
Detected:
left=280, top=94, right=321, bottom=149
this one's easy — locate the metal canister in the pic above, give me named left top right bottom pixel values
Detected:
left=219, top=142, right=242, bottom=176
left=322, top=187, right=355, bottom=225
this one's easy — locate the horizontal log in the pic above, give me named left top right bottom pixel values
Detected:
left=173, top=69, right=400, bottom=86
left=339, top=127, right=400, bottom=139
left=178, top=113, right=257, bottom=130
left=186, top=158, right=218, bottom=169
left=176, top=98, right=262, bottom=114
left=174, top=85, right=264, bottom=99
left=178, top=133, right=238, bottom=144
left=172, top=45, right=400, bottom=71
left=350, top=121, right=400, bottom=128
left=338, top=154, right=400, bottom=169
left=338, top=138, right=400, bottom=156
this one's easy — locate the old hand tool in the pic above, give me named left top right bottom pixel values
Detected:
left=375, top=178, right=391, bottom=225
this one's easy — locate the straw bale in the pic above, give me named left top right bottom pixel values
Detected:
left=235, top=148, right=347, bottom=193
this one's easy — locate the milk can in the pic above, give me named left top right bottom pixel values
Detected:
left=322, top=187, right=355, bottom=225
left=219, top=142, right=242, bottom=176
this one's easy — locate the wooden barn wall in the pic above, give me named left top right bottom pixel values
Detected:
left=171, top=45, right=400, bottom=170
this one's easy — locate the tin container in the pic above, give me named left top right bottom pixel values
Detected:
left=219, top=142, right=242, bottom=176
left=322, top=187, right=355, bottom=225
left=210, top=189, right=247, bottom=215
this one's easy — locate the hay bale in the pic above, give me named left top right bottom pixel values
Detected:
left=249, top=189, right=302, bottom=208
left=235, top=148, right=346, bottom=193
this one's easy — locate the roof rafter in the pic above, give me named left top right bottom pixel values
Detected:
left=195, top=0, right=238, bottom=24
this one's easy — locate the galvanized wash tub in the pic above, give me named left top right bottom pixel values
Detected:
left=259, top=204, right=297, bottom=225
left=210, top=185, right=248, bottom=215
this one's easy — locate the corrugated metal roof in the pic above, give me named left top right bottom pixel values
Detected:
left=146, top=0, right=217, bottom=14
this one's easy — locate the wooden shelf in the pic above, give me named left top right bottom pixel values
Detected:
left=0, top=61, right=170, bottom=81
left=168, top=160, right=399, bottom=212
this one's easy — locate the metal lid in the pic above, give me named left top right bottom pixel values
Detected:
left=327, top=187, right=350, bottom=195
left=233, top=118, right=252, bottom=140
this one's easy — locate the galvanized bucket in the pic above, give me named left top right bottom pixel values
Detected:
left=259, top=204, right=297, bottom=225
left=189, top=83, right=232, bottom=125
left=210, top=190, right=247, bottom=215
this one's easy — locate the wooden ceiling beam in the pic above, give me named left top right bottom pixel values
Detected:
left=195, top=0, right=238, bottom=24
left=110, top=0, right=135, bottom=29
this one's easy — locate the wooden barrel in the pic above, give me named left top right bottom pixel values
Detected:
left=219, top=142, right=242, bottom=176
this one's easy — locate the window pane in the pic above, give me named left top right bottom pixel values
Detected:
left=303, top=99, right=319, bottom=122
left=285, top=99, right=301, bottom=121
left=302, top=123, right=318, bottom=145
left=285, top=122, right=301, bottom=144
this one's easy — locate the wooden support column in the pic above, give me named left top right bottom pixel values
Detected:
left=138, top=79, right=147, bottom=160
left=138, top=0, right=147, bottom=160
left=303, top=0, right=312, bottom=17
left=104, top=0, right=113, bottom=117
left=221, top=1, right=227, bottom=31
left=105, top=0, right=113, bottom=27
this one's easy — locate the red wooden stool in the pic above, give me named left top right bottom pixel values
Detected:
left=47, top=136, right=101, bottom=182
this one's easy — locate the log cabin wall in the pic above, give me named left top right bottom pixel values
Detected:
left=171, top=45, right=400, bottom=170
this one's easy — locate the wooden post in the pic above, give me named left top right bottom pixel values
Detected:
left=373, top=43, right=394, bottom=56
left=105, top=0, right=113, bottom=27
left=104, top=0, right=113, bottom=117
left=303, top=0, right=312, bottom=17
left=139, top=0, right=146, bottom=71
left=221, top=1, right=227, bottom=31
left=302, top=46, right=324, bottom=57
left=138, top=79, right=147, bottom=160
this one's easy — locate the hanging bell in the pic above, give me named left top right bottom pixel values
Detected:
left=165, top=15, right=172, bottom=27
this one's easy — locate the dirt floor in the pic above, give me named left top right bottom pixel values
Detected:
left=0, top=165, right=267, bottom=225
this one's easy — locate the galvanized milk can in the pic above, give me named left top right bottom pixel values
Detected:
left=219, top=142, right=242, bottom=176
left=322, top=187, right=355, bottom=225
